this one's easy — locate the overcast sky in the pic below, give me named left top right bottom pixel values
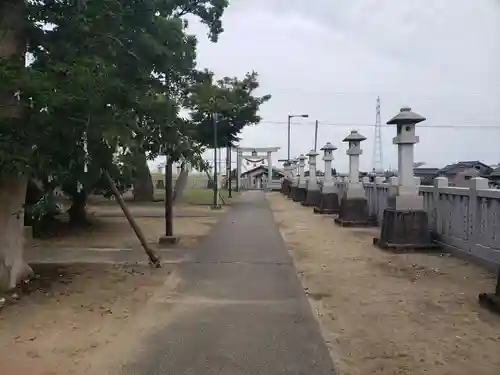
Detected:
left=167, top=0, right=500, bottom=173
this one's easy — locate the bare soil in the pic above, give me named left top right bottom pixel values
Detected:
left=28, top=202, right=221, bottom=251
left=1, top=199, right=226, bottom=374
left=0, top=263, right=175, bottom=375
left=267, top=192, right=500, bottom=375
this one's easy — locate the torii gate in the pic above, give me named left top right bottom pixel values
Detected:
left=236, top=147, right=280, bottom=191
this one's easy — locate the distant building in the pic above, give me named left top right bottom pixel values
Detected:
left=488, top=167, right=500, bottom=187
left=240, top=165, right=284, bottom=190
left=437, top=161, right=494, bottom=186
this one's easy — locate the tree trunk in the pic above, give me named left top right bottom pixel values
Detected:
left=0, top=174, right=33, bottom=291
left=0, top=1, right=33, bottom=290
left=68, top=191, right=90, bottom=226
left=132, top=150, right=154, bottom=201
left=173, top=163, right=189, bottom=205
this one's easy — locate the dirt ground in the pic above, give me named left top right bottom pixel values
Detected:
left=0, top=198, right=226, bottom=374
left=267, top=192, right=500, bottom=375
left=29, top=201, right=223, bottom=251
left=0, top=263, right=176, bottom=375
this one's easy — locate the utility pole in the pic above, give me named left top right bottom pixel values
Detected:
left=373, top=96, right=383, bottom=173
left=314, top=120, right=319, bottom=151
left=158, top=154, right=179, bottom=245
left=227, top=147, right=232, bottom=198
left=287, top=114, right=309, bottom=162
left=212, top=113, right=220, bottom=209
left=164, top=156, right=173, bottom=236
left=287, top=115, right=291, bottom=162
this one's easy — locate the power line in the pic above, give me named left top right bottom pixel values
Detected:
left=373, top=96, right=383, bottom=172
left=257, top=90, right=500, bottom=98
left=253, top=120, right=500, bottom=129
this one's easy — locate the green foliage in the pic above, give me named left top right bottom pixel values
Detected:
left=25, top=192, right=64, bottom=236
left=0, top=0, right=229, bottom=180
left=28, top=194, right=63, bottom=223
left=1, top=0, right=270, bottom=214
left=186, top=70, right=271, bottom=148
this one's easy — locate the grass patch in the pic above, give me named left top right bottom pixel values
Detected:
left=153, top=188, right=240, bottom=205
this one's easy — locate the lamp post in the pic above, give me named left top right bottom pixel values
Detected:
left=212, top=113, right=220, bottom=209
left=287, top=114, right=309, bottom=162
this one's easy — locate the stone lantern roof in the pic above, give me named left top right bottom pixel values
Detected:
left=307, top=149, right=319, bottom=157
left=387, top=106, right=426, bottom=125
left=320, top=142, right=337, bottom=151
left=343, top=130, right=366, bottom=142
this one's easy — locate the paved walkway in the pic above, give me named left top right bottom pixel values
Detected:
left=121, top=191, right=336, bottom=375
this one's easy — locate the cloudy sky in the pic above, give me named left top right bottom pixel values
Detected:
left=180, top=0, right=500, bottom=173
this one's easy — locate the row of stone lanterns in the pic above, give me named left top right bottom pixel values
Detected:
left=280, top=106, right=435, bottom=252
left=281, top=107, right=500, bottom=315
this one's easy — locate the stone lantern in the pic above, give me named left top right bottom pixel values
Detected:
left=280, top=160, right=293, bottom=195
left=335, top=130, right=374, bottom=227
left=373, top=107, right=438, bottom=250
left=302, top=149, right=320, bottom=206
left=292, top=154, right=307, bottom=202
left=313, top=142, right=340, bottom=214
left=288, top=158, right=299, bottom=199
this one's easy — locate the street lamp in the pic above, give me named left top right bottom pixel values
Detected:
left=212, top=113, right=221, bottom=210
left=287, top=114, right=309, bottom=161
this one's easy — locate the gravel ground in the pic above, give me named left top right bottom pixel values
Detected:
left=0, top=263, right=175, bottom=375
left=267, top=192, right=500, bottom=375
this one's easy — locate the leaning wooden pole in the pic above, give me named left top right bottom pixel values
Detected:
left=103, top=170, right=161, bottom=268
left=204, top=168, right=226, bottom=205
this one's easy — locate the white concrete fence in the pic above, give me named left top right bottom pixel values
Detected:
left=313, top=175, right=500, bottom=268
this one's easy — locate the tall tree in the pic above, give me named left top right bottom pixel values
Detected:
left=186, top=70, right=271, bottom=148
left=0, top=0, right=229, bottom=290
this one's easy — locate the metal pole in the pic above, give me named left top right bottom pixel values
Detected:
left=212, top=113, right=219, bottom=208
left=228, top=147, right=232, bottom=198
left=314, top=120, right=319, bottom=151
left=165, top=155, right=173, bottom=237
left=236, top=149, right=240, bottom=192
left=287, top=115, right=291, bottom=162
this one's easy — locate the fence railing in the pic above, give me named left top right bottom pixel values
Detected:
left=354, top=177, right=500, bottom=268
left=299, top=175, right=500, bottom=267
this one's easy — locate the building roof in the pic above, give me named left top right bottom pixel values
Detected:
left=490, top=167, right=500, bottom=177
left=240, top=165, right=284, bottom=177
left=413, top=167, right=439, bottom=175
left=438, top=161, right=493, bottom=176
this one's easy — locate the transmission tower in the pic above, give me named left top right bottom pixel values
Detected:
left=372, top=96, right=383, bottom=173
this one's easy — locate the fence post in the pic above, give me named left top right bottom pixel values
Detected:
left=373, top=177, right=385, bottom=220
left=468, top=177, right=489, bottom=253
left=433, top=177, right=448, bottom=234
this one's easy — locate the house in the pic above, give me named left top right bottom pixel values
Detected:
left=488, top=167, right=500, bottom=187
left=437, top=161, right=494, bottom=186
left=240, top=165, right=285, bottom=190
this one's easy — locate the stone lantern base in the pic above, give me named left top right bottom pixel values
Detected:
left=281, top=179, right=291, bottom=195
left=478, top=272, right=500, bottom=315
left=313, top=192, right=340, bottom=214
left=302, top=189, right=321, bottom=207
left=373, top=208, right=440, bottom=252
left=292, top=187, right=307, bottom=203
left=334, top=197, right=376, bottom=227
